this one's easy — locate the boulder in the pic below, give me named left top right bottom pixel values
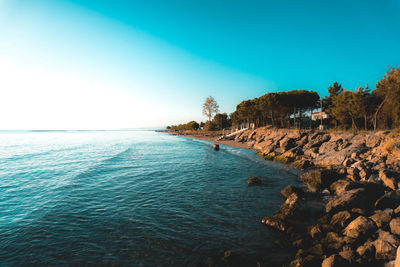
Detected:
left=314, top=140, right=369, bottom=167
left=357, top=239, right=375, bottom=259
left=330, top=180, right=360, bottom=196
left=347, top=167, right=360, bottom=181
left=322, top=232, right=346, bottom=251
left=339, top=245, right=357, bottom=264
left=309, top=225, right=322, bottom=239
left=261, top=215, right=286, bottom=231
left=247, top=176, right=262, bottom=185
left=330, top=211, right=353, bottom=229
left=366, top=134, right=381, bottom=148
left=275, top=137, right=296, bottom=154
left=376, top=191, right=400, bottom=210
left=318, top=139, right=339, bottom=154
left=380, top=170, right=400, bottom=190
left=343, top=216, right=377, bottom=240
left=343, top=158, right=355, bottom=167
left=374, top=230, right=400, bottom=260
left=280, top=185, right=306, bottom=199
left=321, top=254, right=346, bottom=267
left=394, top=205, right=400, bottom=215
left=390, top=217, right=400, bottom=235
left=301, top=169, right=338, bottom=192
left=326, top=188, right=367, bottom=213
left=370, top=209, right=393, bottom=228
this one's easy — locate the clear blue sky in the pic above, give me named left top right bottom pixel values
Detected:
left=1, top=0, right=399, bottom=129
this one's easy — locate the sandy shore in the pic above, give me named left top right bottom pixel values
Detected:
left=172, top=133, right=252, bottom=150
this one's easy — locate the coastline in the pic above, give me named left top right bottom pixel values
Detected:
left=175, top=133, right=252, bottom=150
left=170, top=128, right=400, bottom=266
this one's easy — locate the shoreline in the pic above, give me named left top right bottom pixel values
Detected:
left=175, top=133, right=252, bottom=150
left=169, top=128, right=400, bottom=266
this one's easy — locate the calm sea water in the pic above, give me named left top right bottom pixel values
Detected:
left=0, top=131, right=301, bottom=266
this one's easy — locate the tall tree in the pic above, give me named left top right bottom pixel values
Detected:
left=202, top=96, right=219, bottom=121
left=373, top=67, right=400, bottom=129
left=356, top=85, right=370, bottom=130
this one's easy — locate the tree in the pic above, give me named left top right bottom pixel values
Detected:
left=212, top=113, right=231, bottom=129
left=203, top=121, right=216, bottom=131
left=324, top=82, right=344, bottom=127
left=355, top=85, right=370, bottom=130
left=202, top=96, right=219, bottom=121
left=373, top=67, right=400, bottom=129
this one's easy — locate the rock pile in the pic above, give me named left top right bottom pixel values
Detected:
left=231, top=127, right=400, bottom=266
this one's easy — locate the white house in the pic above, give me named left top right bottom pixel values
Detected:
left=311, top=111, right=329, bottom=121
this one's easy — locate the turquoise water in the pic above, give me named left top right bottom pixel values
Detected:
left=0, top=131, right=300, bottom=266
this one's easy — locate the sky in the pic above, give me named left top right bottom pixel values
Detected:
left=0, top=0, right=399, bottom=130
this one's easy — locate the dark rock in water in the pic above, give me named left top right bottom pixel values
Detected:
left=247, top=176, right=262, bottom=185
left=279, top=192, right=325, bottom=222
left=213, top=144, right=219, bottom=151
left=280, top=185, right=307, bottom=199
left=262, top=215, right=286, bottom=231
left=301, top=169, right=338, bottom=192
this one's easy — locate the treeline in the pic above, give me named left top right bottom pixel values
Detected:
left=167, top=66, right=400, bottom=131
left=324, top=67, right=400, bottom=130
left=229, top=66, right=400, bottom=130
left=167, top=113, right=231, bottom=131
left=230, top=90, right=319, bottom=128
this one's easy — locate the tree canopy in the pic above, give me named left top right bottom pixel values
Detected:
left=202, top=96, right=219, bottom=121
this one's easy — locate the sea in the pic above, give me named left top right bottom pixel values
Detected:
left=0, top=130, right=301, bottom=266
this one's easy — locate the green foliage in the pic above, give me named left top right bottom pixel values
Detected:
left=167, top=120, right=199, bottom=130
left=203, top=121, right=216, bottom=131
left=212, top=113, right=232, bottom=129
left=325, top=66, right=400, bottom=130
left=230, top=90, right=319, bottom=128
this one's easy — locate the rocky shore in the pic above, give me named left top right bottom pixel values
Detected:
left=224, top=127, right=400, bottom=266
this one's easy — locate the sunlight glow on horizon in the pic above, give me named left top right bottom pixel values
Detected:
left=1, top=0, right=399, bottom=130
left=0, top=0, right=269, bottom=130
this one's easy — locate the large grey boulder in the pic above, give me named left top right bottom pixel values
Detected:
left=314, top=142, right=368, bottom=167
